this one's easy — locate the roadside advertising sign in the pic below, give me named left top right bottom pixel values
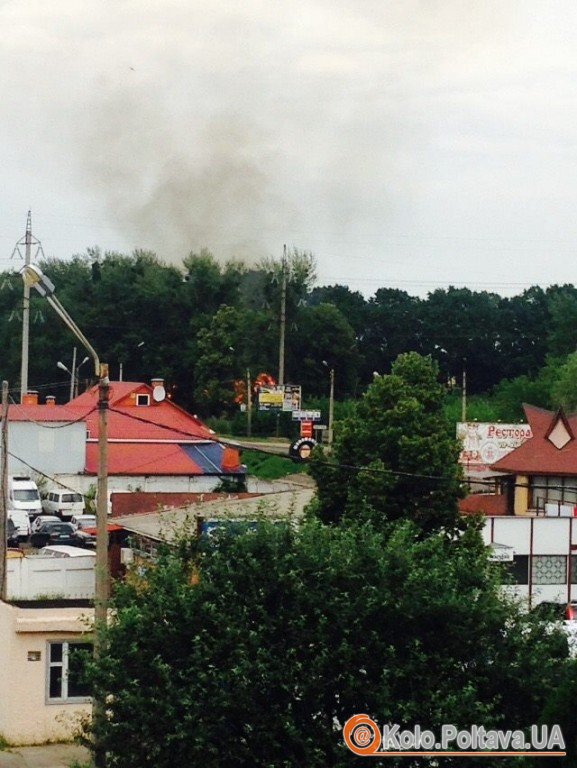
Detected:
left=456, top=422, right=532, bottom=472
left=292, top=409, right=321, bottom=421
left=258, top=385, right=301, bottom=412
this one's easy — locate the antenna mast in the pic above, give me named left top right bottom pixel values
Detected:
left=12, top=211, right=44, bottom=402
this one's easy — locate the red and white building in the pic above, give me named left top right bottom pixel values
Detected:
left=460, top=405, right=577, bottom=607
left=6, top=379, right=245, bottom=496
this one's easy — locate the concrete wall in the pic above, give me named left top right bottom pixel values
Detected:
left=56, top=473, right=222, bottom=500
left=0, top=601, right=93, bottom=745
left=110, top=491, right=259, bottom=517
left=9, top=422, right=86, bottom=477
left=7, top=556, right=95, bottom=600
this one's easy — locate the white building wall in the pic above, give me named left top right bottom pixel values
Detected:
left=9, top=422, right=86, bottom=477
left=485, top=516, right=576, bottom=607
left=55, top=473, right=222, bottom=498
left=0, top=601, right=92, bottom=745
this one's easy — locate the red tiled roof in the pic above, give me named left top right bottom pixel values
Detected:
left=459, top=494, right=508, bottom=516
left=86, top=443, right=205, bottom=475
left=70, top=382, right=215, bottom=442
left=491, top=404, right=577, bottom=476
left=6, top=404, right=83, bottom=422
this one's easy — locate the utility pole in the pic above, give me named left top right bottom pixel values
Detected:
left=12, top=212, right=44, bottom=402
left=246, top=368, right=252, bottom=438
left=328, top=367, right=335, bottom=449
left=278, top=244, right=287, bottom=386
left=0, top=381, right=9, bottom=601
left=69, top=347, right=77, bottom=402
left=93, top=365, right=110, bottom=768
left=461, top=359, right=467, bottom=422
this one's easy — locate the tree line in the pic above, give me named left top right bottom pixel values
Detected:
left=4, top=246, right=577, bottom=418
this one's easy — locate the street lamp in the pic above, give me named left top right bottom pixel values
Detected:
left=322, top=360, right=335, bottom=449
left=57, top=351, right=90, bottom=401
left=20, top=263, right=109, bottom=767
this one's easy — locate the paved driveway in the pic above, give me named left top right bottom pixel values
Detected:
left=0, top=744, right=90, bottom=767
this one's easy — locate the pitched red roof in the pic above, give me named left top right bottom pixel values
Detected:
left=7, top=404, right=82, bottom=422
left=70, top=382, right=215, bottom=441
left=459, top=494, right=508, bottom=516
left=491, top=404, right=577, bottom=476
left=85, top=443, right=204, bottom=475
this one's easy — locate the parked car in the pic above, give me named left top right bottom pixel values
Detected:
left=31, top=514, right=61, bottom=534
left=30, top=521, right=77, bottom=549
left=37, top=545, right=96, bottom=558
left=72, top=527, right=97, bottom=549
left=7, top=508, right=31, bottom=542
left=9, top=475, right=42, bottom=520
left=70, top=514, right=96, bottom=531
left=42, top=489, right=85, bottom=520
left=6, top=516, right=18, bottom=546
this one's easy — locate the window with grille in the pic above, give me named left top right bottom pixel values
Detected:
left=532, top=555, right=567, bottom=585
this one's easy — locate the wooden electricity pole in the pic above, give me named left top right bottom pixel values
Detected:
left=246, top=369, right=252, bottom=438
left=278, top=244, right=287, bottom=386
left=0, top=381, right=9, bottom=601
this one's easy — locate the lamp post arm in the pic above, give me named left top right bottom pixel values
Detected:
left=47, top=295, right=100, bottom=376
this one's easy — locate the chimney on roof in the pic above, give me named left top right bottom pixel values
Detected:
left=46, top=395, right=56, bottom=407
left=151, top=377, right=166, bottom=403
left=22, top=391, right=38, bottom=406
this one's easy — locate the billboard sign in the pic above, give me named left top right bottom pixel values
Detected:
left=292, top=409, right=321, bottom=421
left=258, top=384, right=301, bottom=412
left=456, top=422, right=532, bottom=472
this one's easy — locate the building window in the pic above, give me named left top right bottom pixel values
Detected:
left=507, top=555, right=529, bottom=584
left=533, top=556, right=567, bottom=585
left=571, top=556, right=577, bottom=584
left=531, top=476, right=577, bottom=511
left=47, top=641, right=92, bottom=703
left=136, top=394, right=150, bottom=407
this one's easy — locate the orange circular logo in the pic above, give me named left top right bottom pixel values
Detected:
left=343, top=714, right=381, bottom=755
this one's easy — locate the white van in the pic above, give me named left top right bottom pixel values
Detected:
left=42, top=489, right=85, bottom=521
left=9, top=476, right=42, bottom=520
left=7, top=508, right=30, bottom=541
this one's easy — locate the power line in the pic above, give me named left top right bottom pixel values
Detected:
left=105, top=404, right=535, bottom=493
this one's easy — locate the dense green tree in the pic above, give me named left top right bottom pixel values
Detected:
left=310, top=352, right=463, bottom=532
left=497, top=287, right=549, bottom=379
left=547, top=285, right=577, bottom=358
left=287, top=303, right=359, bottom=398
left=361, top=288, right=423, bottom=380
left=86, top=517, right=568, bottom=768
left=551, top=352, right=577, bottom=412
left=307, top=284, right=368, bottom=338
left=419, top=287, right=502, bottom=393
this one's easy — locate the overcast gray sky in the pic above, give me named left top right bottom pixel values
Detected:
left=2, top=0, right=577, bottom=297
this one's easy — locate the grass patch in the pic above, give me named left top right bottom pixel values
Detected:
left=242, top=449, right=301, bottom=480
left=0, top=734, right=9, bottom=750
